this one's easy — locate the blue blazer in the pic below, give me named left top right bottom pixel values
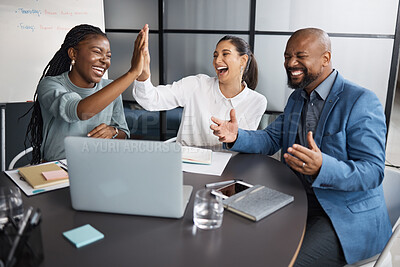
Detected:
left=231, top=72, right=391, bottom=264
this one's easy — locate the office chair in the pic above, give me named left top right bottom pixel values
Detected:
left=344, top=167, right=400, bottom=267
left=374, top=222, right=400, bottom=267
left=382, top=167, right=400, bottom=227
left=8, top=147, right=33, bottom=170
left=163, top=137, right=177, bottom=143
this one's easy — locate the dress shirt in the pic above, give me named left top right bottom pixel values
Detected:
left=133, top=74, right=267, bottom=148
left=297, top=70, right=337, bottom=147
left=296, top=70, right=337, bottom=210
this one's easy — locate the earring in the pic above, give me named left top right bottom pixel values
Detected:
left=71, top=59, right=75, bottom=66
left=240, top=66, right=244, bottom=74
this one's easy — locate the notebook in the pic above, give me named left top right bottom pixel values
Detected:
left=222, top=184, right=294, bottom=221
left=18, top=163, right=69, bottom=189
left=64, top=137, right=193, bottom=219
left=182, top=146, right=212, bottom=165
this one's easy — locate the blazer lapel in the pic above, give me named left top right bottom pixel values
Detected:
left=314, top=73, right=345, bottom=146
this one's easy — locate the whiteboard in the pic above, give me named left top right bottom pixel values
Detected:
left=0, top=0, right=105, bottom=103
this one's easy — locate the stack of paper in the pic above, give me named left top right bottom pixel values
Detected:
left=182, top=146, right=212, bottom=165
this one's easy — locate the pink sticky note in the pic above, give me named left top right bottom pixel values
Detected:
left=42, top=170, right=68, bottom=180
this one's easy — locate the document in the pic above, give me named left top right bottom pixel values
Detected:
left=182, top=151, right=232, bottom=176
left=4, top=160, right=69, bottom=196
left=182, top=146, right=212, bottom=165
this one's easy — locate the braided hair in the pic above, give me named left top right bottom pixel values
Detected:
left=217, top=36, right=258, bottom=90
left=24, top=24, right=107, bottom=164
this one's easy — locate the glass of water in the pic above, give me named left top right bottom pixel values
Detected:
left=193, top=188, right=224, bottom=230
left=0, top=186, right=24, bottom=227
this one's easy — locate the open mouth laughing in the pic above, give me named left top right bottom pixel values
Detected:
left=287, top=68, right=305, bottom=79
left=92, top=66, right=105, bottom=76
left=217, top=66, right=228, bottom=76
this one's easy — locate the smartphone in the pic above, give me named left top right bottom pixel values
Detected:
left=213, top=181, right=253, bottom=199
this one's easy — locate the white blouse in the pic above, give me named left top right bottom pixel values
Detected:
left=132, top=74, right=267, bottom=148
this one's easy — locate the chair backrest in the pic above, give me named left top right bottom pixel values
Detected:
left=342, top=168, right=400, bottom=267
left=374, top=222, right=400, bottom=267
left=163, top=137, right=177, bottom=143
left=8, top=147, right=32, bottom=170
left=383, top=167, right=400, bottom=227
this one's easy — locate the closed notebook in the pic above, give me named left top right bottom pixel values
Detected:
left=18, top=163, right=69, bottom=189
left=222, top=184, right=294, bottom=222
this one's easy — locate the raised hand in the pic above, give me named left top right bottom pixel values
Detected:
left=137, top=25, right=150, bottom=82
left=129, top=24, right=149, bottom=76
left=283, top=131, right=322, bottom=176
left=210, top=109, right=239, bottom=143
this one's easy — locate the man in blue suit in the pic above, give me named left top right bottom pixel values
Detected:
left=211, top=28, right=391, bottom=266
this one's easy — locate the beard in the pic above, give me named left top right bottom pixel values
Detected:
left=286, top=68, right=321, bottom=90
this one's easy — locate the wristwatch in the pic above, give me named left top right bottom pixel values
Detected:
left=112, top=127, right=119, bottom=139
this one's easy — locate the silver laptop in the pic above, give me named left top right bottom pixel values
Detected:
left=64, top=136, right=193, bottom=218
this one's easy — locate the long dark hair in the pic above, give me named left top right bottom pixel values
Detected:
left=24, top=24, right=106, bottom=164
left=217, top=35, right=258, bottom=89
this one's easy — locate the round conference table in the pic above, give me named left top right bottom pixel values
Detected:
left=1, top=153, right=307, bottom=267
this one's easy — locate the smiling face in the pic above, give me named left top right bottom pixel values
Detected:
left=68, top=34, right=111, bottom=88
left=284, top=32, right=331, bottom=92
left=213, top=40, right=248, bottom=86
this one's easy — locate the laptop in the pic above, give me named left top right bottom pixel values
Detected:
left=64, top=136, right=193, bottom=218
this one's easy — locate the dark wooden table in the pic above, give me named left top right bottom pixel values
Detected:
left=1, top=153, right=307, bottom=267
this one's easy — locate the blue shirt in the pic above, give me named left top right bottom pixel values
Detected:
left=296, top=70, right=338, bottom=210
left=297, top=70, right=337, bottom=147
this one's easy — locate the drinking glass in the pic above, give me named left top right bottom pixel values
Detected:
left=193, top=188, right=223, bottom=230
left=0, top=186, right=24, bottom=227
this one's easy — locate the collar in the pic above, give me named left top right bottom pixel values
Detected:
left=64, top=71, right=99, bottom=96
left=304, top=69, right=337, bottom=101
left=214, top=79, right=250, bottom=108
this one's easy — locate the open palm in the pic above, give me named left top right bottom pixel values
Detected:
left=210, top=109, right=239, bottom=143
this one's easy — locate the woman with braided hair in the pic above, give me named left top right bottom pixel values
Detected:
left=25, top=24, right=149, bottom=163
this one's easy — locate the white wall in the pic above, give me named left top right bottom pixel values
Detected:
left=104, top=0, right=399, bottom=113
left=255, top=0, right=398, bottom=112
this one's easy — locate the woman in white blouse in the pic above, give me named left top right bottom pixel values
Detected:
left=133, top=29, right=267, bottom=148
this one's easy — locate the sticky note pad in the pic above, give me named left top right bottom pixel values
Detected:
left=42, top=170, right=68, bottom=180
left=63, top=224, right=104, bottom=248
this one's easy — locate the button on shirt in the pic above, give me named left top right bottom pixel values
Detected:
left=133, top=74, right=267, bottom=148
left=295, top=70, right=337, bottom=210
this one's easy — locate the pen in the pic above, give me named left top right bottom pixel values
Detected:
left=59, top=166, right=68, bottom=173
left=57, top=161, right=68, bottom=172
left=205, top=179, right=242, bottom=188
left=30, top=209, right=41, bottom=227
left=6, top=206, right=33, bottom=266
